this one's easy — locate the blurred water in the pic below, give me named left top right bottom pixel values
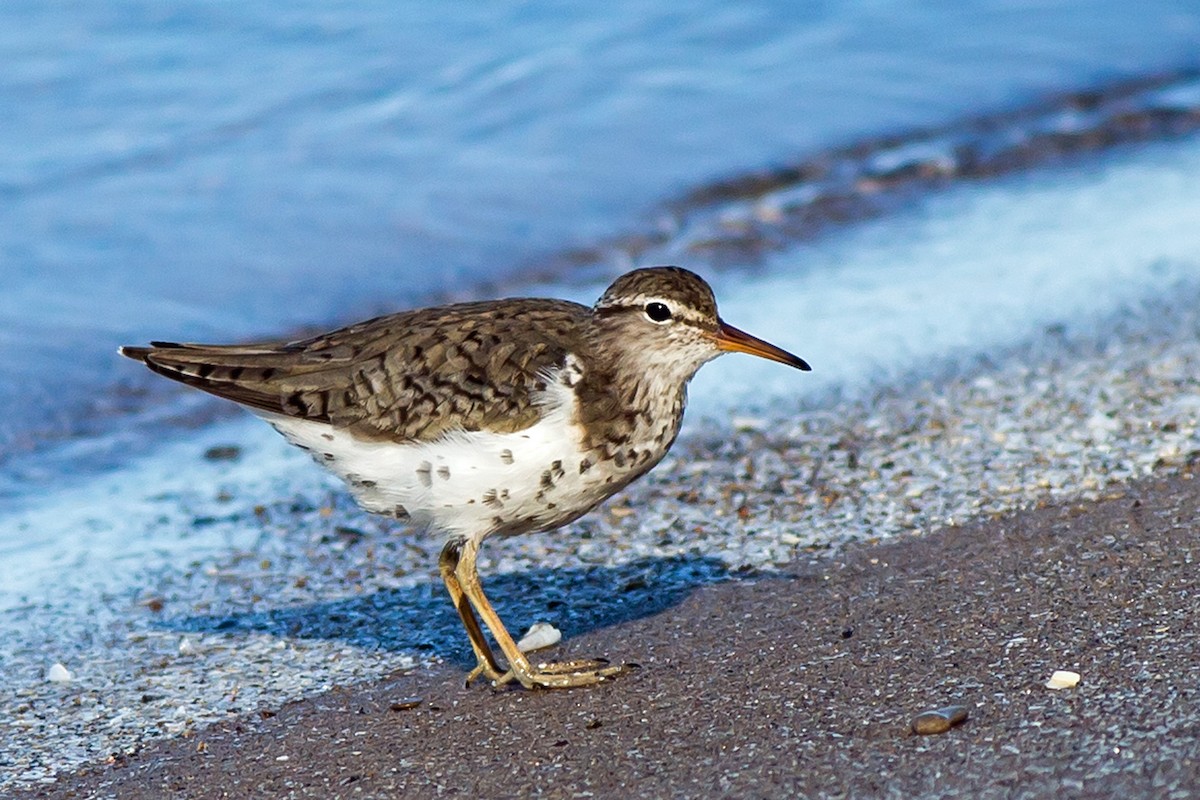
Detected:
left=3, top=0, right=1200, bottom=479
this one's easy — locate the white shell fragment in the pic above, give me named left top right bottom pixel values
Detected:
left=1045, top=669, right=1081, bottom=690
left=47, top=663, right=72, bottom=683
left=516, top=622, right=562, bottom=653
left=731, top=415, right=767, bottom=432
left=178, top=637, right=196, bottom=656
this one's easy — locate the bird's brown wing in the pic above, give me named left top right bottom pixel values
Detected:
left=121, top=299, right=591, bottom=443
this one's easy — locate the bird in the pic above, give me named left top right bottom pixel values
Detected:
left=120, top=266, right=809, bottom=689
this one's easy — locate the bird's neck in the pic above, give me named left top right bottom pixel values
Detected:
left=570, top=340, right=692, bottom=468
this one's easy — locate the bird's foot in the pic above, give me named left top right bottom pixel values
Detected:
left=463, top=659, right=509, bottom=688
left=493, top=658, right=633, bottom=689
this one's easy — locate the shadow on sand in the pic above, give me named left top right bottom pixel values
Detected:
left=165, top=555, right=759, bottom=667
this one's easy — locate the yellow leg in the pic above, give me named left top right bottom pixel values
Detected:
left=453, top=536, right=629, bottom=689
left=438, top=539, right=506, bottom=685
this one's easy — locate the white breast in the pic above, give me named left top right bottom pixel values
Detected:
left=258, top=377, right=607, bottom=541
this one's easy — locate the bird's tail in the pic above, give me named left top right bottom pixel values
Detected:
left=118, top=341, right=303, bottom=415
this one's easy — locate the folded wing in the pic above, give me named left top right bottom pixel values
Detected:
left=120, top=299, right=590, bottom=443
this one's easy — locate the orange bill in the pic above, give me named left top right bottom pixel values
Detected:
left=714, top=320, right=811, bottom=371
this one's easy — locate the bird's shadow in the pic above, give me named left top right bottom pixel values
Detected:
left=166, top=555, right=754, bottom=668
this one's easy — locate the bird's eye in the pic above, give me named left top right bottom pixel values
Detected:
left=644, top=302, right=672, bottom=323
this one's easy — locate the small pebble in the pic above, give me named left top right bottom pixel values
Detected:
left=731, top=415, right=767, bottom=432
left=46, top=663, right=72, bottom=683
left=1045, top=670, right=1081, bottom=690
left=517, top=622, right=562, bottom=653
left=178, top=638, right=197, bottom=656
left=388, top=698, right=422, bottom=712
left=140, top=597, right=165, bottom=613
left=911, top=705, right=969, bottom=735
left=203, top=445, right=242, bottom=462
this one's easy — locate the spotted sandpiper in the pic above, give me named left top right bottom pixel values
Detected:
left=121, top=266, right=809, bottom=689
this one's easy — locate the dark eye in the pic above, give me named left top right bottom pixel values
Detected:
left=644, top=302, right=672, bottom=322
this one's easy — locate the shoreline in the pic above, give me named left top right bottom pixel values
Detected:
left=7, top=70, right=1200, bottom=484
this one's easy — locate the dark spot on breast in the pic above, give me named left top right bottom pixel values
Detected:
left=416, top=461, right=433, bottom=487
left=393, top=504, right=409, bottom=520
left=560, top=357, right=583, bottom=388
left=437, top=466, right=451, bottom=481
left=540, top=470, right=555, bottom=489
left=500, top=449, right=514, bottom=465
left=551, top=460, right=564, bottom=480
left=322, top=452, right=336, bottom=462
left=579, top=458, right=592, bottom=474
left=483, top=489, right=503, bottom=508
left=612, top=451, right=626, bottom=469
left=321, top=432, right=334, bottom=442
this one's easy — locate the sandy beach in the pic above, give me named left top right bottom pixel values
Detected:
left=18, top=470, right=1200, bottom=799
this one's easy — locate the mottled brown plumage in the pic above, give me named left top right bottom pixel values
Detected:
left=123, top=299, right=590, bottom=442
left=121, top=266, right=809, bottom=690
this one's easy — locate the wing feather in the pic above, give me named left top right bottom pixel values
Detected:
left=120, top=299, right=591, bottom=443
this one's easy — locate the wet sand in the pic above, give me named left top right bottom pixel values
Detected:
left=21, top=470, right=1200, bottom=799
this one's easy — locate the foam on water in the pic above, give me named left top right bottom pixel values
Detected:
left=690, top=140, right=1200, bottom=415
left=0, top=418, right=321, bottom=607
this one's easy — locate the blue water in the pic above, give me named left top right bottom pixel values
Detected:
left=4, top=2, right=1200, bottom=468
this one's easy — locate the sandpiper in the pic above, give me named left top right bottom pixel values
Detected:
left=121, top=266, right=809, bottom=689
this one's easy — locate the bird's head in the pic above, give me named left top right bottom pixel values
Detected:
left=592, top=266, right=810, bottom=383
